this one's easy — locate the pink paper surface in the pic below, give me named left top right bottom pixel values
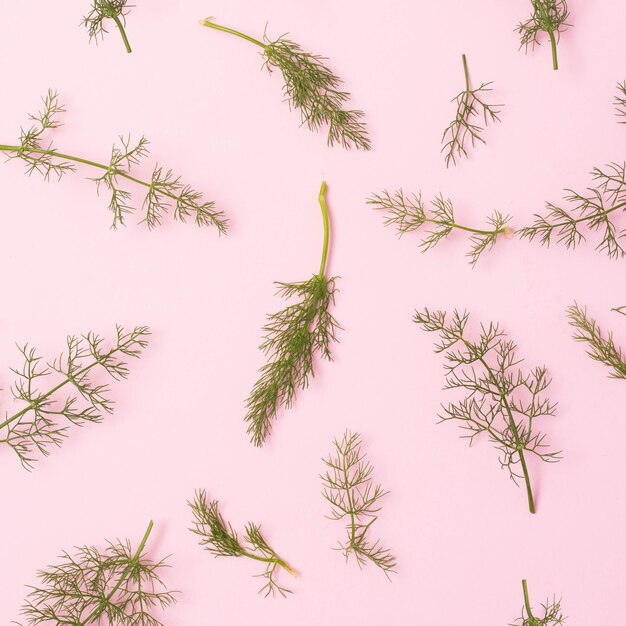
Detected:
left=1, top=1, right=625, bottom=623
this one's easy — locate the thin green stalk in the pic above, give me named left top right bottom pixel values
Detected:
left=243, top=550, right=297, bottom=578
left=547, top=30, right=558, bottom=70
left=318, top=181, right=330, bottom=277
left=111, top=13, right=132, bottom=54
left=462, top=53, right=470, bottom=91
left=200, top=18, right=265, bottom=48
left=522, top=579, right=538, bottom=624
left=425, top=217, right=505, bottom=237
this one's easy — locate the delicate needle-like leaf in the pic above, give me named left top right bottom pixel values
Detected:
left=0, top=90, right=227, bottom=232
left=368, top=188, right=513, bottom=266
left=414, top=309, right=560, bottom=514
left=244, top=182, right=340, bottom=446
left=567, top=303, right=626, bottom=379
left=18, top=521, right=176, bottom=626
left=82, top=0, right=134, bottom=53
left=0, top=325, right=150, bottom=469
left=321, top=430, right=396, bottom=577
left=615, top=81, right=626, bottom=124
left=511, top=579, right=566, bottom=626
left=517, top=0, right=570, bottom=70
left=188, top=489, right=297, bottom=597
left=200, top=18, right=370, bottom=150
left=520, top=163, right=626, bottom=259
left=441, top=54, right=502, bottom=167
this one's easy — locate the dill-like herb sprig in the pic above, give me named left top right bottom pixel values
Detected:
left=17, top=520, right=176, bottom=626
left=567, top=303, right=626, bottom=379
left=511, top=579, right=566, bottom=626
left=200, top=18, right=370, bottom=150
left=188, top=489, right=297, bottom=598
left=0, top=325, right=149, bottom=469
left=82, top=0, right=134, bottom=54
left=0, top=90, right=227, bottom=232
left=414, top=309, right=560, bottom=514
left=244, top=181, right=340, bottom=446
left=321, top=430, right=396, bottom=577
left=441, top=54, right=502, bottom=167
left=517, top=0, right=570, bottom=71
left=615, top=81, right=626, bottom=124
left=368, top=188, right=513, bottom=266
left=520, top=163, right=626, bottom=259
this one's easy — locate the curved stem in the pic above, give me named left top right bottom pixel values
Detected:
left=425, top=217, right=506, bottom=237
left=547, top=29, right=558, bottom=70
left=318, top=181, right=330, bottom=277
left=200, top=19, right=266, bottom=48
left=243, top=550, right=297, bottom=577
left=111, top=13, right=132, bottom=54
left=522, top=579, right=538, bottom=624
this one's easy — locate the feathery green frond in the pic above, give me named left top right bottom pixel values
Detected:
left=511, top=579, right=566, bottom=626
left=189, top=489, right=296, bottom=597
left=321, top=430, right=396, bottom=577
left=0, top=325, right=149, bottom=469
left=414, top=309, right=560, bottom=514
left=201, top=19, right=370, bottom=150
left=82, top=0, right=133, bottom=53
left=615, top=81, right=626, bottom=124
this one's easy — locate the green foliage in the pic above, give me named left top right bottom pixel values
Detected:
left=520, top=163, right=626, bottom=259
left=414, top=309, right=560, bottom=513
left=0, top=325, right=149, bottom=469
left=567, top=303, right=626, bottom=379
left=18, top=521, right=176, bottom=626
left=0, top=90, right=227, bottom=232
left=512, top=580, right=566, bottom=626
left=368, top=188, right=512, bottom=266
left=321, top=431, right=396, bottom=577
left=82, top=0, right=133, bottom=53
left=442, top=54, right=502, bottom=167
left=615, top=81, right=626, bottom=124
left=189, top=489, right=296, bottom=597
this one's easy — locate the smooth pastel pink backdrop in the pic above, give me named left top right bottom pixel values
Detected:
left=1, top=1, right=625, bottom=623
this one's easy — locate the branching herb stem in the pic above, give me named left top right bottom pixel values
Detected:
left=82, top=0, right=133, bottom=53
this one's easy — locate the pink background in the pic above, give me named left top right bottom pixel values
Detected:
left=1, top=1, right=625, bottom=623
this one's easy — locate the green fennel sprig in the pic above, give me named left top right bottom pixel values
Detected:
left=567, top=303, right=626, bottom=379
left=414, top=309, right=560, bottom=514
left=244, top=181, right=340, bottom=446
left=0, top=325, right=149, bottom=469
left=200, top=18, right=370, bottom=150
left=368, top=188, right=513, bottom=266
left=17, top=521, right=176, bottom=626
left=0, top=90, right=227, bottom=231
left=615, top=81, right=626, bottom=124
left=520, top=163, right=626, bottom=258
left=442, top=54, right=502, bottom=167
left=189, top=489, right=297, bottom=597
left=512, top=579, right=566, bottom=626
left=321, top=430, right=396, bottom=577
left=82, top=0, right=134, bottom=53
left=517, top=1, right=570, bottom=70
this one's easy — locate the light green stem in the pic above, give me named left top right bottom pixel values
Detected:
left=110, top=13, right=132, bottom=54
left=522, top=579, right=538, bottom=624
left=547, top=30, right=558, bottom=70
left=462, top=53, right=470, bottom=91
left=200, top=18, right=266, bottom=48
left=243, top=550, right=297, bottom=577
left=318, top=181, right=330, bottom=277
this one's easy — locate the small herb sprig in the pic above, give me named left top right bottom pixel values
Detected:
left=520, top=163, right=626, bottom=258
left=368, top=188, right=513, bottom=266
left=244, top=181, right=339, bottom=446
left=517, top=1, right=570, bottom=71
left=82, top=0, right=134, bottom=54
left=189, top=489, right=297, bottom=597
left=0, top=325, right=149, bottom=469
left=414, top=309, right=560, bottom=514
left=321, top=430, right=396, bottom=577
left=615, top=81, right=626, bottom=123
left=567, top=303, right=626, bottom=379
left=200, top=18, right=370, bottom=150
left=18, top=521, right=176, bottom=626
left=0, top=90, right=227, bottom=231
left=442, top=54, right=502, bottom=167
left=512, top=579, right=566, bottom=626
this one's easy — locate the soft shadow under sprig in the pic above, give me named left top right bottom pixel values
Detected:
left=82, top=0, right=134, bottom=53
left=567, top=303, right=626, bottom=379
left=414, top=309, right=560, bottom=514
left=441, top=54, right=502, bottom=167
left=511, top=579, right=566, bottom=626
left=18, top=521, right=176, bottom=626
left=321, top=430, right=396, bottom=577
left=520, top=163, right=626, bottom=258
left=0, top=325, right=149, bottom=469
left=188, top=489, right=297, bottom=597
left=0, top=90, right=227, bottom=232
left=368, top=188, right=513, bottom=266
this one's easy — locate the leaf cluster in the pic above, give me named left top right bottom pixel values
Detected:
left=82, top=0, right=133, bottom=50
left=567, top=303, right=626, bottom=379
left=516, top=1, right=570, bottom=50
left=520, top=163, right=626, bottom=258
left=0, top=325, right=149, bottom=469
left=19, top=525, right=175, bottom=626
left=321, top=430, right=396, bottom=577
left=189, top=489, right=295, bottom=597
left=414, top=309, right=560, bottom=486
left=368, top=188, right=512, bottom=266
left=244, top=274, right=340, bottom=446
left=514, top=598, right=566, bottom=626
